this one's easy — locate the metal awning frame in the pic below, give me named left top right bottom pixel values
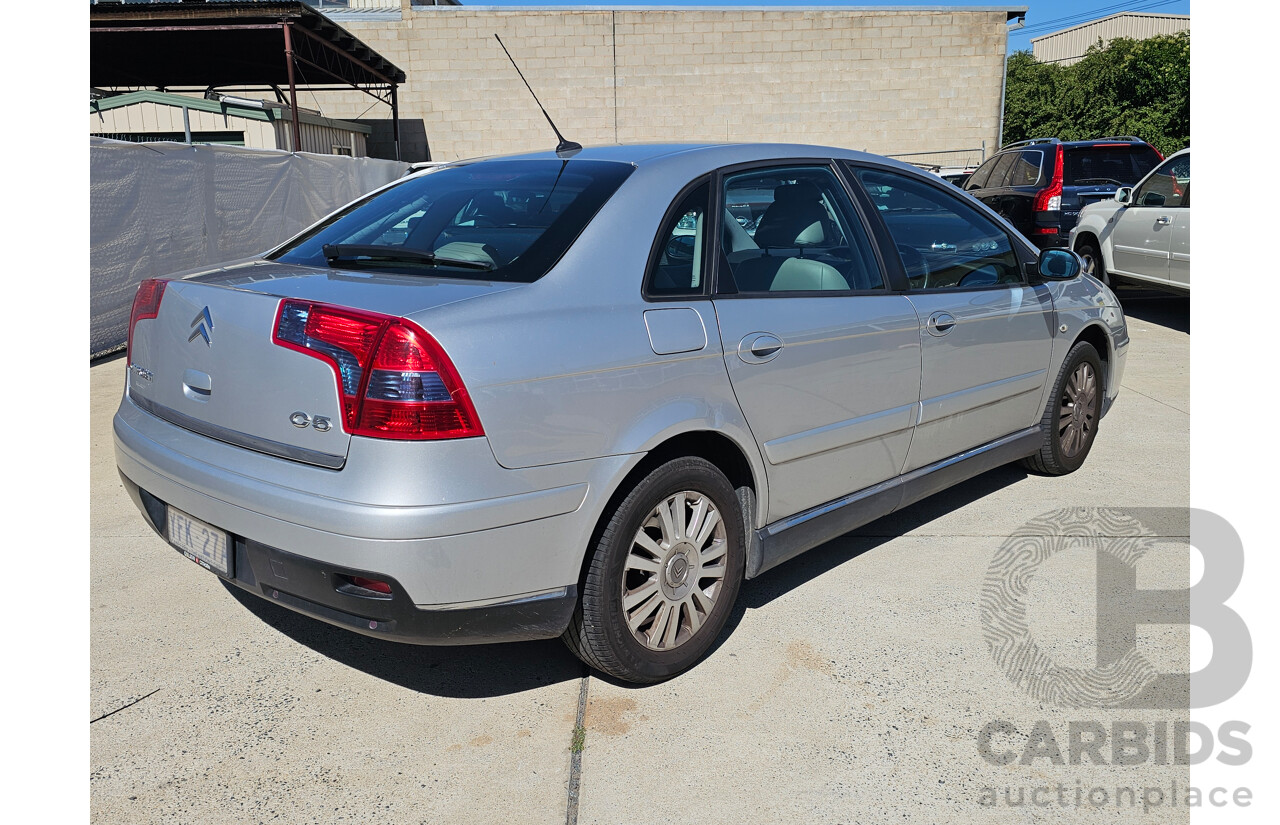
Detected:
left=90, top=3, right=405, bottom=159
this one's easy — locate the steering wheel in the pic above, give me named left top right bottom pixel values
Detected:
left=896, top=244, right=930, bottom=288
left=957, top=265, right=1000, bottom=288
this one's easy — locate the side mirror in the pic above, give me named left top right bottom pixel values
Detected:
left=1037, top=248, right=1081, bottom=281
left=1115, top=187, right=1133, bottom=204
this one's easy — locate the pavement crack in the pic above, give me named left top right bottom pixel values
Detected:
left=565, top=672, right=590, bottom=825
left=90, top=688, right=161, bottom=725
left=1120, top=383, right=1189, bottom=415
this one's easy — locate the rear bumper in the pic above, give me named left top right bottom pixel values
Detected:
left=1029, top=231, right=1069, bottom=250
left=121, top=470, right=578, bottom=644
left=113, top=393, right=636, bottom=634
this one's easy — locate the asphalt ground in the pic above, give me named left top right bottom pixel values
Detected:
left=91, top=292, right=1190, bottom=824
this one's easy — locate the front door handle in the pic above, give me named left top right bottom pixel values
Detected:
left=926, top=312, right=956, bottom=336
left=1155, top=215, right=1172, bottom=225
left=738, top=332, right=784, bottom=363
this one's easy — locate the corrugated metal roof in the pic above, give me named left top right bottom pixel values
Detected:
left=90, top=90, right=373, bottom=134
left=317, top=6, right=403, bottom=23
left=1031, top=11, right=1190, bottom=43
left=1030, top=11, right=1189, bottom=66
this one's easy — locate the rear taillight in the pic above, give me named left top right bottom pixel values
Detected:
left=1033, top=145, right=1064, bottom=214
left=127, top=278, right=168, bottom=359
left=272, top=299, right=483, bottom=441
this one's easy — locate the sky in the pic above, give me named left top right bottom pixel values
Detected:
left=465, top=0, right=1193, bottom=53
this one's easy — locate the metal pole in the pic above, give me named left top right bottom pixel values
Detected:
left=182, top=105, right=192, bottom=144
left=283, top=22, right=303, bottom=153
left=391, top=84, right=401, bottom=162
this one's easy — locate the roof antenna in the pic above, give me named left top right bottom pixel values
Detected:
left=495, top=34, right=582, bottom=158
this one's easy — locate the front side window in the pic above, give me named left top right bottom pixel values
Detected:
left=853, top=167, right=1022, bottom=290
left=271, top=159, right=634, bottom=282
left=964, top=156, right=997, bottom=190
left=720, top=165, right=882, bottom=293
left=647, top=180, right=710, bottom=297
left=1133, top=153, right=1191, bottom=208
left=986, top=152, right=1020, bottom=189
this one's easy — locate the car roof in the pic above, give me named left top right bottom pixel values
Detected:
left=998, top=137, right=1158, bottom=153
left=451, top=141, right=928, bottom=176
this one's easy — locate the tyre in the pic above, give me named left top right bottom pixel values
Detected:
left=563, top=457, right=745, bottom=683
left=1075, top=238, right=1110, bottom=288
left=1023, top=341, right=1104, bottom=476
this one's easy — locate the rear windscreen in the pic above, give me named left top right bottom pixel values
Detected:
left=1063, top=146, right=1162, bottom=187
left=271, top=159, right=634, bottom=282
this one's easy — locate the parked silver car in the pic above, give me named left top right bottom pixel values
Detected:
left=1070, top=147, right=1191, bottom=294
left=115, top=143, right=1128, bottom=683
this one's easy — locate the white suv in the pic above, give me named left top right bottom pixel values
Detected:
left=1070, top=148, right=1190, bottom=294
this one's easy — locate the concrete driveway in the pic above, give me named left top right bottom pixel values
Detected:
left=91, top=294, right=1190, bottom=824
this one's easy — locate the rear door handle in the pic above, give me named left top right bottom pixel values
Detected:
left=926, top=312, right=956, bottom=336
left=737, top=332, right=784, bottom=363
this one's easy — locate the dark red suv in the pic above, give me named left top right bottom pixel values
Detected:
left=962, top=137, right=1164, bottom=249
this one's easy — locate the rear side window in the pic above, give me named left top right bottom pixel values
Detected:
left=1063, top=145, right=1162, bottom=187
left=985, top=152, right=1020, bottom=189
left=271, top=159, right=634, bottom=282
left=720, top=165, right=883, bottom=293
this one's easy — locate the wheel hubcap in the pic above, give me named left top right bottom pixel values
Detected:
left=622, top=491, right=728, bottom=651
left=1058, top=362, right=1098, bottom=458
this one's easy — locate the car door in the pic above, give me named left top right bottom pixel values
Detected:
left=1110, top=153, right=1190, bottom=285
left=708, top=162, right=922, bottom=522
left=969, top=150, right=1018, bottom=216
left=848, top=163, right=1055, bottom=472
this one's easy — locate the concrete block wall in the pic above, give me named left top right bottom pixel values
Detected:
left=323, top=4, right=1013, bottom=162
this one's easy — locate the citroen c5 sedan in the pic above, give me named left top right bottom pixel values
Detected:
left=115, top=143, right=1128, bottom=683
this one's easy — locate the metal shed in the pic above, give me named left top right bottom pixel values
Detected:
left=90, top=0, right=407, bottom=158
left=90, top=90, right=373, bottom=155
left=1031, top=12, right=1190, bottom=66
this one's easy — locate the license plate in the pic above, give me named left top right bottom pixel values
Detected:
left=167, top=506, right=232, bottom=577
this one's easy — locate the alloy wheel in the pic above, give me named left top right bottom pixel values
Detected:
left=1058, top=362, right=1098, bottom=458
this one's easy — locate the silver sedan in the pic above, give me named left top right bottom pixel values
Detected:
left=115, top=143, right=1128, bottom=683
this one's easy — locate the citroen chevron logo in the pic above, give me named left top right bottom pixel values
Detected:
left=189, top=307, right=213, bottom=346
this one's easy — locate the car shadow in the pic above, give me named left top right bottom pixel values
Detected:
left=1115, top=290, right=1189, bottom=334
left=739, top=462, right=1027, bottom=613
left=221, top=581, right=585, bottom=698
left=226, top=462, right=1028, bottom=696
